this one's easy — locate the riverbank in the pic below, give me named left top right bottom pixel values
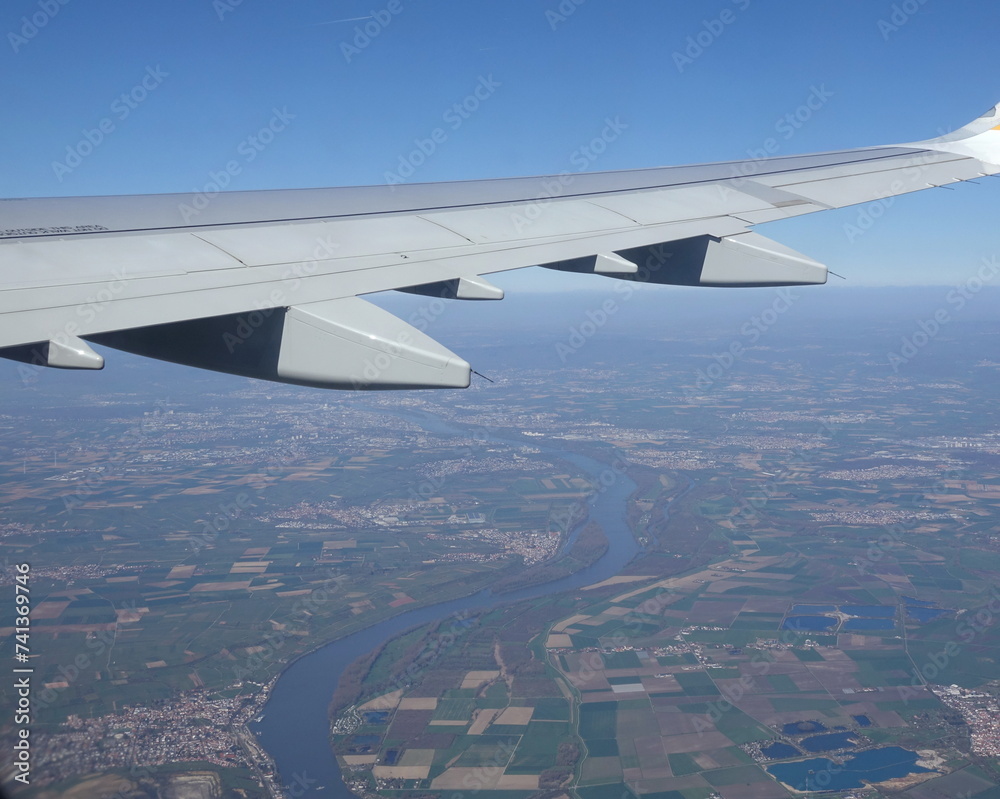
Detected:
left=251, top=435, right=642, bottom=799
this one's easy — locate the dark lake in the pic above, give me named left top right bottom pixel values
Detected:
left=761, top=742, right=800, bottom=759
left=782, top=720, right=827, bottom=736
left=767, top=746, right=932, bottom=792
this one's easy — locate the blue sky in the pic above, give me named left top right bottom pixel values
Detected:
left=2, top=0, right=999, bottom=287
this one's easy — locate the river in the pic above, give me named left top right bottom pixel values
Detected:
left=251, top=410, right=655, bottom=798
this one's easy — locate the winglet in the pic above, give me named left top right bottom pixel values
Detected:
left=928, top=101, right=1000, bottom=143
left=909, top=100, right=1000, bottom=167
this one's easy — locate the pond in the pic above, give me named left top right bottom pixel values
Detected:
left=782, top=720, right=828, bottom=736
left=767, top=746, right=933, bottom=792
left=761, top=742, right=801, bottom=759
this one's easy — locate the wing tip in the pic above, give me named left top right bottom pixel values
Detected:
left=921, top=100, right=1000, bottom=145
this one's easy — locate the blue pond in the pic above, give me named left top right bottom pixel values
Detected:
left=762, top=742, right=800, bottom=759
left=783, top=616, right=838, bottom=631
left=843, top=618, right=895, bottom=631
left=791, top=604, right=836, bottom=614
left=852, top=714, right=872, bottom=727
left=842, top=605, right=895, bottom=618
left=906, top=606, right=953, bottom=622
left=362, top=711, right=390, bottom=724
left=768, top=746, right=932, bottom=792
left=782, top=720, right=828, bottom=736
left=801, top=732, right=857, bottom=752
left=902, top=596, right=936, bottom=607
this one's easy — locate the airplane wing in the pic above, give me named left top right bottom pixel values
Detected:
left=2, top=102, right=999, bottom=390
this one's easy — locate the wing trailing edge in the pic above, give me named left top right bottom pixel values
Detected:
left=2, top=99, right=999, bottom=389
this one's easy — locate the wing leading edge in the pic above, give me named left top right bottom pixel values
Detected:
left=2, top=101, right=999, bottom=389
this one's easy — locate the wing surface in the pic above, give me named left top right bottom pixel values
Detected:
left=2, top=102, right=999, bottom=389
